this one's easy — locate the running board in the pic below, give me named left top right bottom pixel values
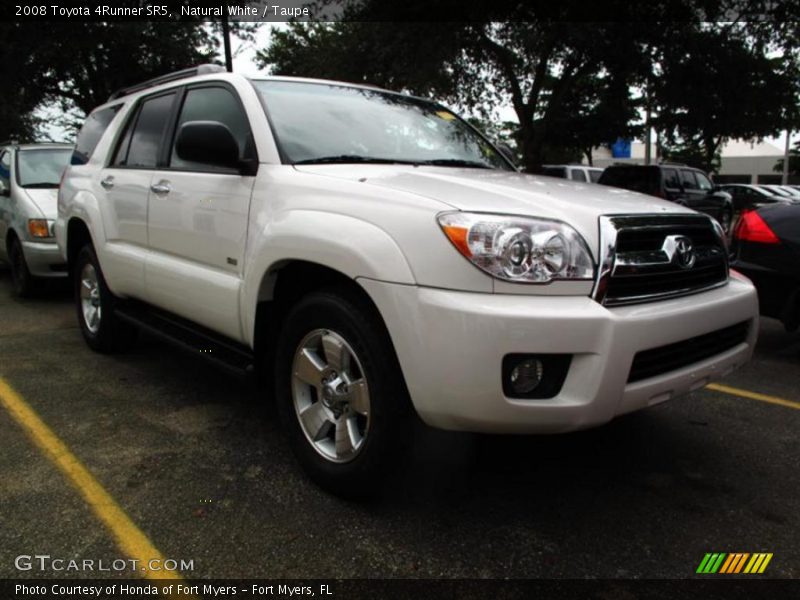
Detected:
left=114, top=302, right=255, bottom=379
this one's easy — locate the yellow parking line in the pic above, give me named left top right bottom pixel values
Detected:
left=706, top=383, right=800, bottom=410
left=0, top=377, right=189, bottom=593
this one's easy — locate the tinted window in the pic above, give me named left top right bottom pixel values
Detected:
left=17, top=149, right=73, bottom=187
left=681, top=170, right=698, bottom=190
left=570, top=169, right=587, bottom=182
left=119, top=93, right=176, bottom=168
left=589, top=170, right=602, bottom=183
left=170, top=86, right=253, bottom=170
left=72, top=105, right=120, bottom=165
left=542, top=167, right=568, bottom=178
left=663, top=168, right=680, bottom=188
left=695, top=171, right=713, bottom=191
left=599, top=166, right=660, bottom=195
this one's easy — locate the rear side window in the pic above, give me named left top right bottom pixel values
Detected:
left=115, top=93, right=176, bottom=168
left=72, top=105, right=120, bottom=165
left=662, top=168, right=680, bottom=189
left=169, top=86, right=253, bottom=171
left=599, top=166, right=660, bottom=195
left=589, top=170, right=602, bottom=183
left=570, top=169, right=588, bottom=182
left=681, top=170, right=698, bottom=190
left=542, top=167, right=567, bottom=178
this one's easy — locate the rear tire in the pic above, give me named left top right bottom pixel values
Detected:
left=73, top=244, right=137, bottom=353
left=9, top=237, right=35, bottom=297
left=273, top=287, right=410, bottom=498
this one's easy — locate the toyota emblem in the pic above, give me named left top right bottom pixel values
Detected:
left=674, top=236, right=696, bottom=269
left=661, top=235, right=697, bottom=269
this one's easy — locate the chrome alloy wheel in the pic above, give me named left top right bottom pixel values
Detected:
left=79, top=263, right=102, bottom=334
left=291, top=329, right=371, bottom=463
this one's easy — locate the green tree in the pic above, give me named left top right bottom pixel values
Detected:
left=773, top=140, right=800, bottom=177
left=0, top=23, right=49, bottom=141
left=35, top=21, right=218, bottom=117
left=1, top=6, right=260, bottom=140
left=652, top=24, right=800, bottom=173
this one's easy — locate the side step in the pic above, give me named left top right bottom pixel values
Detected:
left=115, top=302, right=256, bottom=379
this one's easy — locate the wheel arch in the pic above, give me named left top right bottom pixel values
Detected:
left=251, top=260, right=409, bottom=398
left=65, top=217, right=94, bottom=274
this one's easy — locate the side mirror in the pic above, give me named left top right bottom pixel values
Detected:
left=175, top=121, right=247, bottom=172
left=0, top=180, right=9, bottom=197
left=495, top=142, right=517, bottom=166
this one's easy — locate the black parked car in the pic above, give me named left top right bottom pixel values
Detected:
left=719, top=184, right=791, bottom=212
left=598, top=164, right=734, bottom=232
left=731, top=203, right=800, bottom=332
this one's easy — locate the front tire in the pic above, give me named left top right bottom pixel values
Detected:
left=73, top=244, right=137, bottom=353
left=274, top=288, right=410, bottom=497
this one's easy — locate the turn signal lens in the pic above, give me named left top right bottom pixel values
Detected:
left=28, top=219, right=52, bottom=238
left=734, top=210, right=780, bottom=244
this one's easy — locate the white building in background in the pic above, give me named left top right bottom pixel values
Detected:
left=590, top=140, right=788, bottom=184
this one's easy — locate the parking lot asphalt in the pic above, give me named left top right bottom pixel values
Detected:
left=0, top=266, right=798, bottom=581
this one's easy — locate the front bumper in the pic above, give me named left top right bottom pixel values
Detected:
left=360, top=274, right=758, bottom=433
left=21, top=240, right=68, bottom=278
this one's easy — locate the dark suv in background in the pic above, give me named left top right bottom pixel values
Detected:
left=598, top=164, right=734, bottom=232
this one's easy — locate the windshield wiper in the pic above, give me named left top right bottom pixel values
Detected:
left=420, top=159, right=491, bottom=169
left=23, top=182, right=59, bottom=188
left=294, top=155, right=420, bottom=166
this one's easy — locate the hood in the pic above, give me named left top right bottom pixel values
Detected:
left=294, top=165, right=694, bottom=251
left=23, top=188, right=59, bottom=218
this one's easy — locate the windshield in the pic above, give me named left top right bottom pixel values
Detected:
left=253, top=81, right=512, bottom=170
left=17, top=149, right=72, bottom=188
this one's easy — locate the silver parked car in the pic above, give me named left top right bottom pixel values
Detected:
left=0, top=143, right=73, bottom=295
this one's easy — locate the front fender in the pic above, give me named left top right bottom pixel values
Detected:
left=241, top=210, right=416, bottom=346
left=56, top=189, right=105, bottom=261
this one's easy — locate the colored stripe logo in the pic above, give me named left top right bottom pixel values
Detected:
left=697, top=553, right=772, bottom=574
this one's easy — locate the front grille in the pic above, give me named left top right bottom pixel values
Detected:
left=597, top=215, right=728, bottom=306
left=628, top=321, right=749, bottom=383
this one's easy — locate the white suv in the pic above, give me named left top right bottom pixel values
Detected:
left=57, top=65, right=758, bottom=495
left=542, top=164, right=604, bottom=183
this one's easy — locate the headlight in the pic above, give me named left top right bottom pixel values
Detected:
left=28, top=219, right=55, bottom=239
left=438, top=212, right=594, bottom=283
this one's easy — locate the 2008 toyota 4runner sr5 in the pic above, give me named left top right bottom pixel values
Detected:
left=56, top=65, right=758, bottom=495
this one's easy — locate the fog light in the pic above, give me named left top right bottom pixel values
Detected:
left=510, top=358, right=544, bottom=394
left=502, top=353, right=572, bottom=399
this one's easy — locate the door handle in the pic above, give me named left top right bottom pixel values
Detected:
left=150, top=181, right=171, bottom=195
left=100, top=176, right=114, bottom=190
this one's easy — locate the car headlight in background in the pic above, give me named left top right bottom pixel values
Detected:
left=438, top=212, right=594, bottom=283
left=28, top=219, right=55, bottom=239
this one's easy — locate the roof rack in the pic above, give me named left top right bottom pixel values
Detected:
left=107, top=64, right=227, bottom=101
